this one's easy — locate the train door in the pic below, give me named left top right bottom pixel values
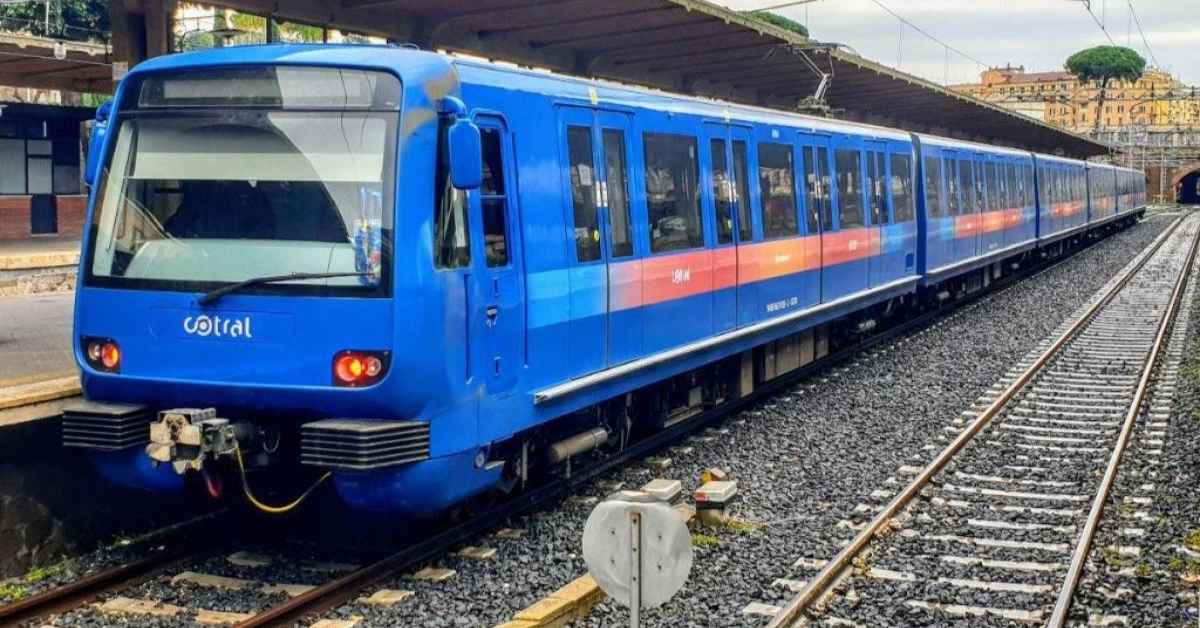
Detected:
left=800, top=137, right=829, bottom=308
left=825, top=139, right=869, bottom=301
left=469, top=119, right=526, bottom=407
left=559, top=106, right=643, bottom=371
left=702, top=122, right=738, bottom=334
left=560, top=106, right=608, bottom=374
left=596, top=111, right=643, bottom=366
left=729, top=127, right=756, bottom=326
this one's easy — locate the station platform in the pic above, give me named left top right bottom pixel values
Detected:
left=0, top=235, right=80, bottom=297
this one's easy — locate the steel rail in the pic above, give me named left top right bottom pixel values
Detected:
left=766, top=213, right=1188, bottom=628
left=238, top=217, right=1138, bottom=627
left=1047, top=214, right=1200, bottom=626
left=0, top=510, right=230, bottom=627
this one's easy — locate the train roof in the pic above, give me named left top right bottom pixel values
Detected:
left=913, top=134, right=1032, bottom=159
left=450, top=55, right=914, bottom=143
left=126, top=44, right=1125, bottom=171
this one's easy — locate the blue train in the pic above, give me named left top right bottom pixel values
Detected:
left=64, top=44, right=1146, bottom=515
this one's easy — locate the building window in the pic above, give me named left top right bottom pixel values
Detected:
left=0, top=116, right=81, bottom=196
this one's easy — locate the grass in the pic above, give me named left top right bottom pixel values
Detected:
left=1134, top=562, right=1153, bottom=578
left=1185, top=529, right=1200, bottom=552
left=691, top=532, right=720, bottom=548
left=1101, top=545, right=1132, bottom=568
left=0, top=561, right=69, bottom=604
left=0, top=581, right=29, bottom=604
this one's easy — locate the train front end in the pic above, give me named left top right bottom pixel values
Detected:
left=68, top=47, right=490, bottom=515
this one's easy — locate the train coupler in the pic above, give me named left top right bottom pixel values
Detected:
left=146, top=408, right=259, bottom=474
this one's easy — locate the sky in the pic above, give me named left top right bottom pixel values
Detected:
left=715, top=0, right=1199, bottom=87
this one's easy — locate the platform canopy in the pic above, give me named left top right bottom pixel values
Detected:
left=0, top=31, right=112, bottom=93
left=123, top=0, right=1109, bottom=158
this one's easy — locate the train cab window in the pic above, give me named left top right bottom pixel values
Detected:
left=758, top=142, right=799, bottom=239
left=867, top=152, right=886, bottom=226
left=644, top=132, right=703, bottom=253
left=891, top=153, right=914, bottom=223
left=603, top=129, right=634, bottom=257
left=710, top=138, right=734, bottom=245
left=480, top=129, right=509, bottom=267
left=567, top=125, right=600, bottom=262
left=834, top=148, right=864, bottom=229
left=733, top=141, right=752, bottom=242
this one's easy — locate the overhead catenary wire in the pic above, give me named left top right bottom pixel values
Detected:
left=1124, top=0, right=1161, bottom=67
left=863, top=0, right=990, bottom=74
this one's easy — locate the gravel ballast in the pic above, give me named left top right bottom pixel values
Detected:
left=334, top=217, right=1179, bottom=627
left=9, top=215, right=1179, bottom=628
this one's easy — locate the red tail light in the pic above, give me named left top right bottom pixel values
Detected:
left=82, top=337, right=121, bottom=373
left=333, top=351, right=389, bottom=387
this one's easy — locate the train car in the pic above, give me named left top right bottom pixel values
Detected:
left=64, top=44, right=1144, bottom=516
left=1034, top=154, right=1090, bottom=248
left=1087, top=162, right=1119, bottom=223
left=913, top=136, right=1037, bottom=286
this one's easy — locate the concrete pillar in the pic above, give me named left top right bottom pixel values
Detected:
left=108, top=0, right=175, bottom=69
left=108, top=0, right=146, bottom=69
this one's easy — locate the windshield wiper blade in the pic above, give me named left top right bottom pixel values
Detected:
left=198, top=271, right=373, bottom=306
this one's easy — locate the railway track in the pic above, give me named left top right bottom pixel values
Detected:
left=767, top=212, right=1199, bottom=627
left=0, top=217, right=1164, bottom=628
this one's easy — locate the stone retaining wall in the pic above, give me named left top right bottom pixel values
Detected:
left=0, top=413, right=204, bottom=578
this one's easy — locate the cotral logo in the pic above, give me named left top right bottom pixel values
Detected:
left=183, top=314, right=253, bottom=339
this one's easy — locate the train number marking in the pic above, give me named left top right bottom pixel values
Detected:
left=671, top=268, right=692, bottom=285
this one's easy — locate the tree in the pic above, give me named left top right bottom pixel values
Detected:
left=746, top=11, right=809, bottom=39
left=0, top=0, right=108, bottom=42
left=1065, top=45, right=1146, bottom=132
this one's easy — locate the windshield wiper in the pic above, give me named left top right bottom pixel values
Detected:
left=198, top=272, right=374, bottom=306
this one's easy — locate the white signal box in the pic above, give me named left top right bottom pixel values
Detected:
left=693, top=480, right=737, bottom=510
left=640, top=478, right=682, bottom=503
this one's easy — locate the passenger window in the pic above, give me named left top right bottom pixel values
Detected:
left=644, top=132, right=703, bottom=253
left=867, top=151, right=886, bottom=226
left=958, top=160, right=975, bottom=213
left=891, top=153, right=914, bottom=222
left=567, top=125, right=600, bottom=262
left=834, top=148, right=864, bottom=229
left=758, top=142, right=799, bottom=239
left=923, top=156, right=942, bottom=218
left=973, top=163, right=986, bottom=211
left=803, top=146, right=822, bottom=234
left=710, top=139, right=734, bottom=245
left=480, top=129, right=509, bottom=267
left=603, top=129, right=634, bottom=258
left=985, top=162, right=999, bottom=211
left=732, top=141, right=752, bottom=242
left=818, top=147, right=833, bottom=232
left=435, top=129, right=470, bottom=269
left=945, top=159, right=960, bottom=215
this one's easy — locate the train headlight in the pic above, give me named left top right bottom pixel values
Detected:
left=333, top=350, right=389, bottom=387
left=82, top=336, right=120, bottom=373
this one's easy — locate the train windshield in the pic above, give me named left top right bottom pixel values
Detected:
left=86, top=66, right=400, bottom=298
